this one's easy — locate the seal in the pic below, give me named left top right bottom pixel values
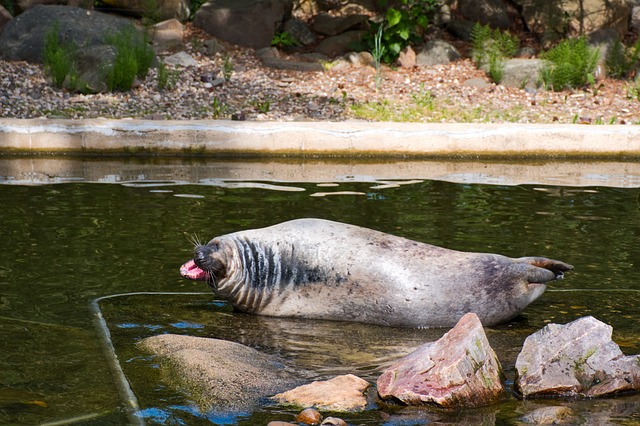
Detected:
left=180, top=218, right=573, bottom=327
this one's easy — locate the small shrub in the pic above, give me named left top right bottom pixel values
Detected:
left=541, top=37, right=599, bottom=91
left=43, top=22, right=76, bottom=88
left=470, top=23, right=519, bottom=83
left=222, top=54, right=234, bottom=81
left=104, top=25, right=155, bottom=91
left=606, top=39, right=640, bottom=79
left=372, top=24, right=385, bottom=92
left=157, top=60, right=179, bottom=90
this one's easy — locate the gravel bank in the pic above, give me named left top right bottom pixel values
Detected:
left=2, top=28, right=640, bottom=125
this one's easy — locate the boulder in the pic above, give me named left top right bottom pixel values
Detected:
left=138, top=334, right=302, bottom=412
left=515, top=316, right=640, bottom=398
left=273, top=374, right=370, bottom=412
left=416, top=39, right=461, bottom=66
left=500, top=58, right=545, bottom=89
left=457, top=0, right=512, bottom=29
left=314, top=30, right=366, bottom=57
left=283, top=18, right=316, bottom=46
left=99, top=0, right=189, bottom=21
left=377, top=313, right=505, bottom=409
left=512, top=0, right=631, bottom=44
left=193, top=0, right=293, bottom=49
left=311, top=12, right=368, bottom=36
left=0, top=5, right=135, bottom=63
left=520, top=406, right=575, bottom=424
left=397, top=46, right=416, bottom=68
left=151, top=19, right=184, bottom=53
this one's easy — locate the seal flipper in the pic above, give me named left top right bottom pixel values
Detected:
left=516, top=257, right=574, bottom=280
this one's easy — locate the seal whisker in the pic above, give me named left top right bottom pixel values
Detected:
left=188, top=233, right=203, bottom=248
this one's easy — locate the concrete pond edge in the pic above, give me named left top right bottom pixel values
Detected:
left=1, top=119, right=640, bottom=159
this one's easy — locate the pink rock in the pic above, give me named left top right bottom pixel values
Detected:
left=377, top=312, right=505, bottom=408
left=515, top=316, right=640, bottom=398
left=273, top=374, right=370, bottom=412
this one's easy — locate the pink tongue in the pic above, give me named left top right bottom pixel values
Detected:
left=180, top=259, right=210, bottom=281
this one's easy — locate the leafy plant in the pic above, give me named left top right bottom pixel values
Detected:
left=43, top=22, right=76, bottom=88
left=365, top=0, right=438, bottom=64
left=470, top=23, right=519, bottom=83
left=540, top=37, right=599, bottom=91
left=606, top=39, right=640, bottom=79
left=271, top=31, right=300, bottom=48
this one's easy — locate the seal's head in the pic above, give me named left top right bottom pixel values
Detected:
left=180, top=241, right=228, bottom=286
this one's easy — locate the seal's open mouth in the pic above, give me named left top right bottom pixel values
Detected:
left=180, top=259, right=210, bottom=281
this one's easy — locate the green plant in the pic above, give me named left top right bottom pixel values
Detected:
left=606, top=39, right=640, bottom=79
left=541, top=37, right=599, bottom=91
left=43, top=22, right=76, bottom=88
left=157, top=60, right=179, bottom=90
left=104, top=25, right=155, bottom=91
left=211, top=97, right=228, bottom=118
left=222, top=54, right=234, bottom=81
left=470, top=23, right=519, bottom=83
left=372, top=24, right=385, bottom=92
left=271, top=31, right=300, bottom=48
left=365, top=0, right=438, bottom=64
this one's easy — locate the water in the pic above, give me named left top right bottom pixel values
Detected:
left=0, top=159, right=639, bottom=425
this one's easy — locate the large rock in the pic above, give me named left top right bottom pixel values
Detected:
left=377, top=313, right=505, bottom=409
left=457, top=0, right=512, bottom=29
left=273, top=374, right=370, bottom=412
left=99, top=0, right=190, bottom=22
left=314, top=30, right=366, bottom=57
left=193, top=0, right=293, bottom=49
left=500, top=58, right=545, bottom=89
left=512, top=0, right=631, bottom=43
left=0, top=5, right=135, bottom=63
left=416, top=39, right=461, bottom=67
left=515, top=316, right=640, bottom=398
left=139, top=334, right=302, bottom=412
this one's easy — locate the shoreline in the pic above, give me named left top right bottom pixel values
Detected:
left=2, top=118, right=640, bottom=159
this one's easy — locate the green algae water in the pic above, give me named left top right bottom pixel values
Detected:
left=0, top=160, right=639, bottom=425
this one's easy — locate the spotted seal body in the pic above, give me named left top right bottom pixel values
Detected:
left=180, top=219, right=572, bottom=327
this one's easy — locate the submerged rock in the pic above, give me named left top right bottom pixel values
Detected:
left=138, top=334, right=301, bottom=412
left=515, top=316, right=640, bottom=398
left=520, top=406, right=575, bottom=424
left=273, top=374, right=370, bottom=412
left=377, top=312, right=505, bottom=409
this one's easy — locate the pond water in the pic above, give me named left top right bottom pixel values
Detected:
left=0, top=158, right=639, bottom=425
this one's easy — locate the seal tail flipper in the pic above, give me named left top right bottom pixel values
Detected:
left=516, top=257, right=574, bottom=280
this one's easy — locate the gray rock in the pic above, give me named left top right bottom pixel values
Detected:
left=204, top=38, right=226, bottom=56
left=138, top=334, right=302, bottom=412
left=164, top=51, right=198, bottom=67
left=0, top=5, right=135, bottom=63
left=311, top=12, right=368, bottom=36
left=458, top=0, right=512, bottom=29
left=515, top=316, right=640, bottom=398
left=314, top=30, right=366, bottom=57
left=283, top=17, right=316, bottom=46
left=273, top=374, right=370, bottom=412
left=99, top=0, right=190, bottom=22
left=377, top=313, right=505, bottom=409
left=151, top=19, right=184, bottom=53
left=446, top=19, right=476, bottom=41
left=256, top=47, right=324, bottom=71
left=500, top=58, right=545, bottom=89
left=193, top=0, right=293, bottom=49
left=416, top=39, right=461, bottom=66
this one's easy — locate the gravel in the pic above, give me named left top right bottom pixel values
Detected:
left=2, top=29, right=640, bottom=125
